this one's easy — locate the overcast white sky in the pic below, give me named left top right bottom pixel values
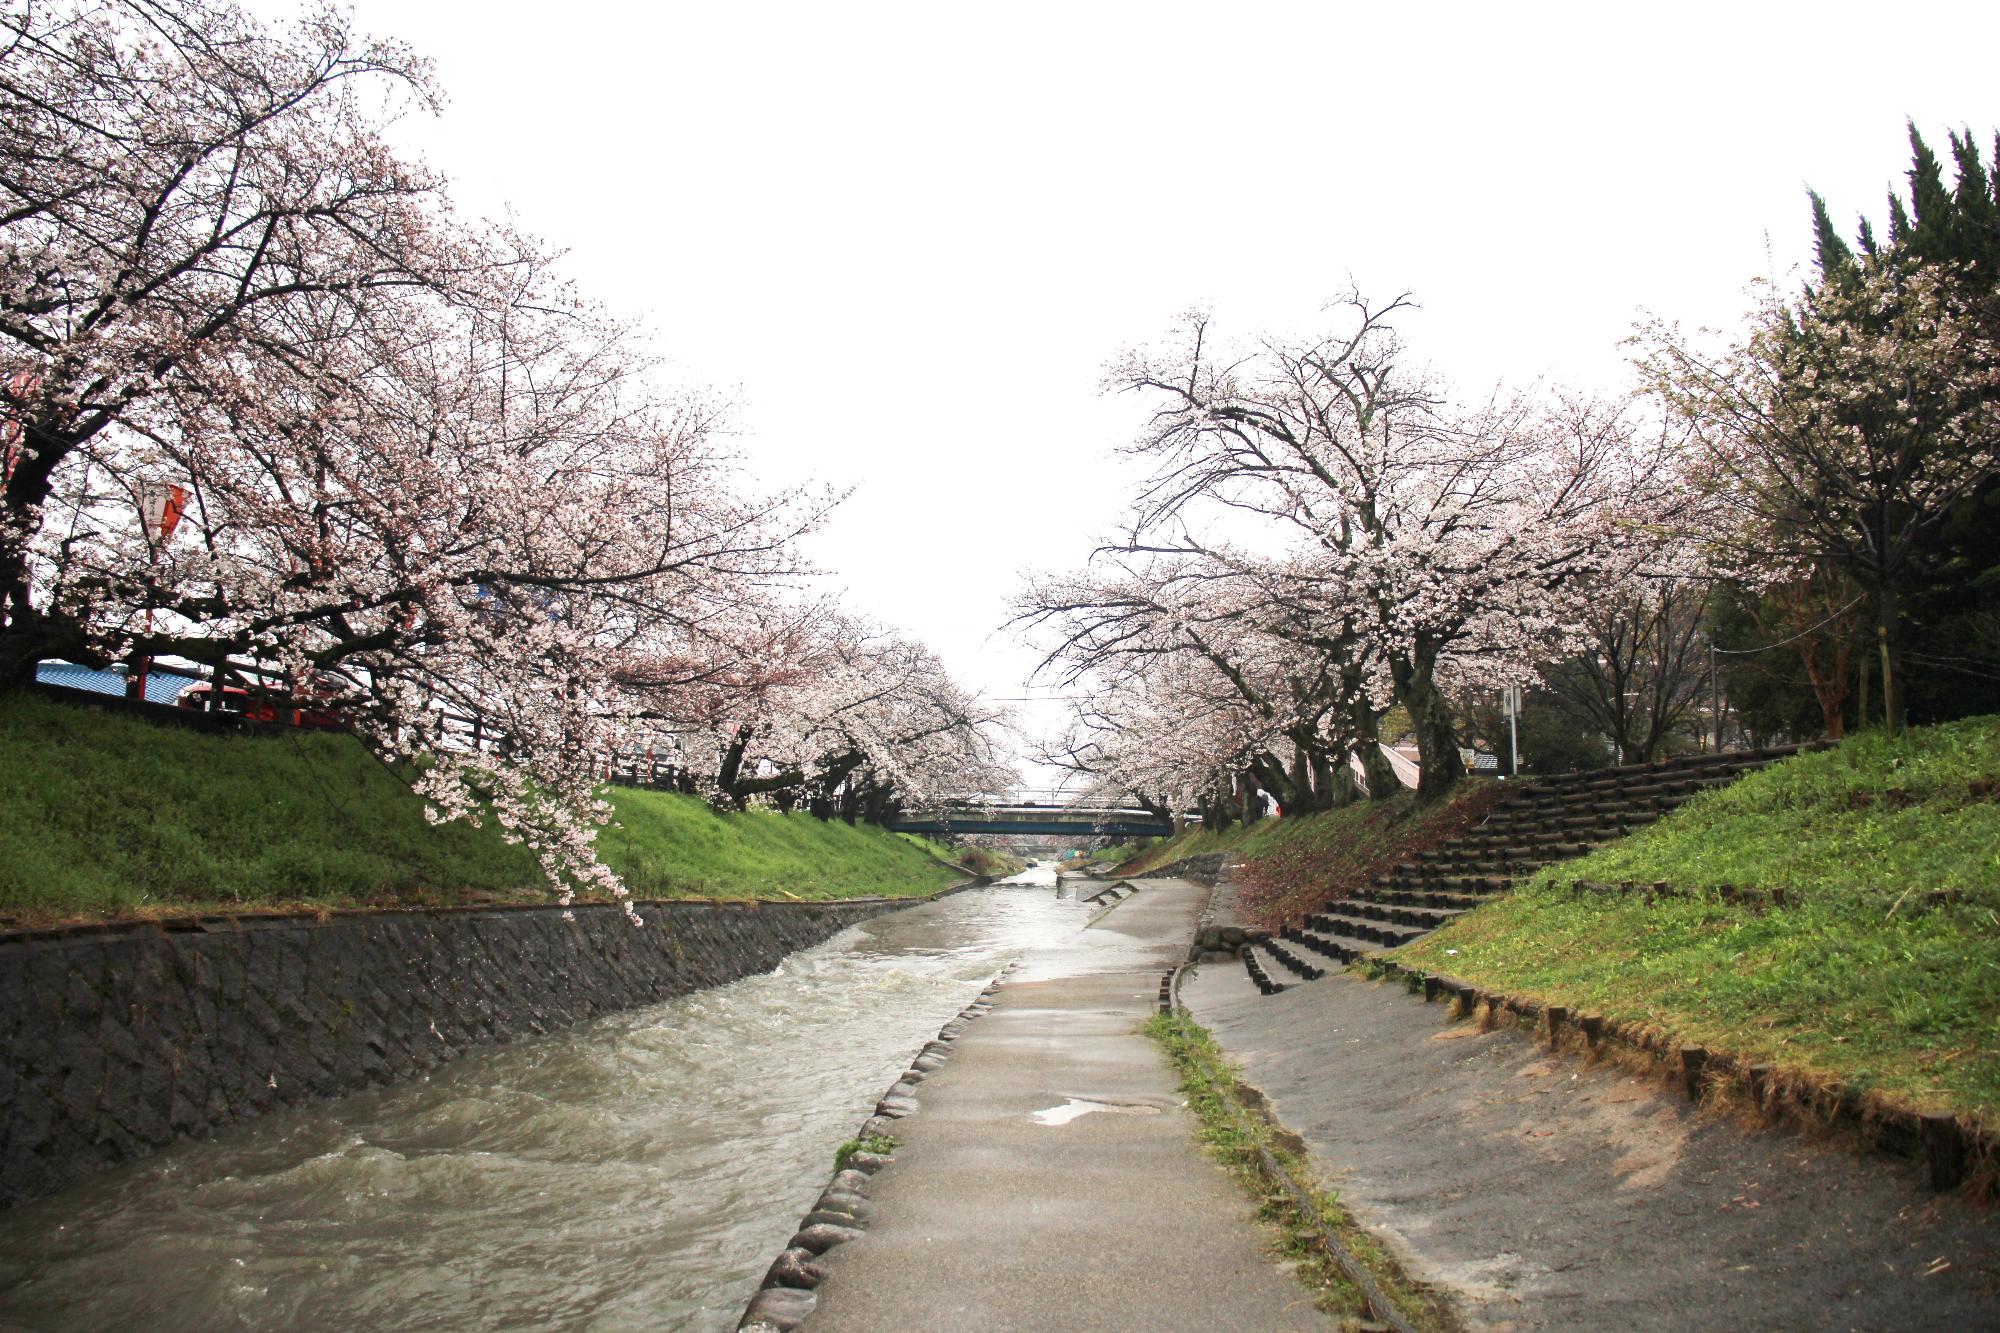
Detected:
left=295, top=0, right=1995, bottom=784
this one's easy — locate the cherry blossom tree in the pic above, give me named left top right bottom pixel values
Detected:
left=0, top=0, right=459, bottom=679
left=1105, top=296, right=1667, bottom=802
left=0, top=0, right=861, bottom=915
left=663, top=610, right=1013, bottom=820
left=1539, top=575, right=1712, bottom=763
left=1045, top=662, right=1270, bottom=832
left=1016, top=547, right=1392, bottom=816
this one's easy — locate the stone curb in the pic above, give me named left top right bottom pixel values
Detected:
left=1172, top=954, right=1419, bottom=1333
left=736, top=961, right=1021, bottom=1330
left=1366, top=958, right=1996, bottom=1194
left=1132, top=851, right=1225, bottom=885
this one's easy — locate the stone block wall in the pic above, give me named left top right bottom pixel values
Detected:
left=0, top=897, right=913, bottom=1210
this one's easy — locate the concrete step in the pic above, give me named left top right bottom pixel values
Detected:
left=1381, top=870, right=1522, bottom=894
left=1241, top=948, right=1285, bottom=996
left=1360, top=887, right=1482, bottom=911
left=1321, top=898, right=1463, bottom=930
left=1261, top=938, right=1326, bottom=982
left=1283, top=926, right=1367, bottom=966
left=1421, top=843, right=1601, bottom=872
left=1272, top=744, right=1823, bottom=994
left=1301, top=912, right=1427, bottom=949
left=1402, top=861, right=1534, bottom=880
left=1422, top=831, right=1584, bottom=856
left=1500, top=747, right=1807, bottom=801
left=1440, top=832, right=1640, bottom=860
left=1507, top=772, right=1740, bottom=808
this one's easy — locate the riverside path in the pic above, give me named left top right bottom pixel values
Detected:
left=802, top=877, right=1335, bottom=1332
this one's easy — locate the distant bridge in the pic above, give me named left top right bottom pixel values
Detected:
left=887, top=802, right=1175, bottom=839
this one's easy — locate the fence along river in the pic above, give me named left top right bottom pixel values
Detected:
left=0, top=872, right=1077, bottom=1331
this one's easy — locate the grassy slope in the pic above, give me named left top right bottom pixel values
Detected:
left=1123, top=783, right=1506, bottom=930
left=0, top=692, right=959, bottom=924
left=1396, top=718, right=2000, bottom=1129
left=597, top=789, right=960, bottom=900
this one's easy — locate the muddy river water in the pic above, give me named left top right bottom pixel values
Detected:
left=0, top=871, right=1081, bottom=1331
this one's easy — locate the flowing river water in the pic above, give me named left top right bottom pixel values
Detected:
left=0, top=870, right=1084, bottom=1331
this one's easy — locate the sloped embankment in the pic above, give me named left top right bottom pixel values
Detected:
left=1395, top=719, right=2000, bottom=1133
left=0, top=692, right=962, bottom=925
left=1126, top=784, right=1506, bottom=927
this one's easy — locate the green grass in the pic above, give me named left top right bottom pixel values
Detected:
left=0, top=692, right=963, bottom=924
left=831, top=1131, right=898, bottom=1173
left=597, top=787, right=960, bottom=900
left=1396, top=718, right=2000, bottom=1130
left=1064, top=839, right=1155, bottom=869
left=1146, top=1011, right=1456, bottom=1332
left=1117, top=819, right=1264, bottom=876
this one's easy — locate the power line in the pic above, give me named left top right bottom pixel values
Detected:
left=1715, top=595, right=1867, bottom=655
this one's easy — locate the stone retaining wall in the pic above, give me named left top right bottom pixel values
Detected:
left=0, top=896, right=923, bottom=1210
left=1134, top=851, right=1225, bottom=884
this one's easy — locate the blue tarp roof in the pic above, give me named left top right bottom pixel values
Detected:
left=36, top=661, right=199, bottom=706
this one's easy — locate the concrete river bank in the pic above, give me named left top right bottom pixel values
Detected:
left=0, top=873, right=1078, bottom=1331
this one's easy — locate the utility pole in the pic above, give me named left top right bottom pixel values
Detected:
left=1710, top=636, right=1723, bottom=753
left=1503, top=687, right=1520, bottom=777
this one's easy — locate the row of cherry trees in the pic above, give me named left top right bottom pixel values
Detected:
left=1023, top=127, right=1999, bottom=819
left=1018, top=295, right=1691, bottom=822
left=0, top=1, right=1009, bottom=915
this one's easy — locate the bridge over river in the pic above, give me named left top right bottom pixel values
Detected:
left=885, top=799, right=1175, bottom=839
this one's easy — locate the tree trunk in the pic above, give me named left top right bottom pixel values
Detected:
left=1395, top=650, right=1463, bottom=806
left=1200, top=777, right=1234, bottom=835
left=1309, top=745, right=1338, bottom=810
left=1237, top=771, right=1263, bottom=825
left=1856, top=651, right=1871, bottom=732
left=715, top=726, right=752, bottom=810
left=1287, top=742, right=1316, bottom=816
left=1876, top=581, right=1902, bottom=736
left=1249, top=752, right=1298, bottom=816
left=0, top=420, right=70, bottom=687
left=1326, top=751, right=1361, bottom=807
left=1350, top=703, right=1399, bottom=800
left=1797, top=636, right=1849, bottom=740
left=861, top=778, right=894, bottom=825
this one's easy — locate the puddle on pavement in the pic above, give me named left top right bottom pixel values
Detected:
left=1029, top=1097, right=1164, bottom=1125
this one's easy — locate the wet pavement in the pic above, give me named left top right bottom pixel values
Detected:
left=1183, top=963, right=2000, bottom=1332
left=807, top=878, right=1335, bottom=1332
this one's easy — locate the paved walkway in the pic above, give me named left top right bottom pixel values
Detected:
left=806, top=879, right=1334, bottom=1332
left=1183, top=962, right=2000, bottom=1332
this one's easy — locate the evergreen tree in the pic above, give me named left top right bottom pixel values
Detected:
left=1797, top=123, right=2000, bottom=727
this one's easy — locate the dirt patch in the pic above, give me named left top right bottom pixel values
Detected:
left=1233, top=786, right=1508, bottom=931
